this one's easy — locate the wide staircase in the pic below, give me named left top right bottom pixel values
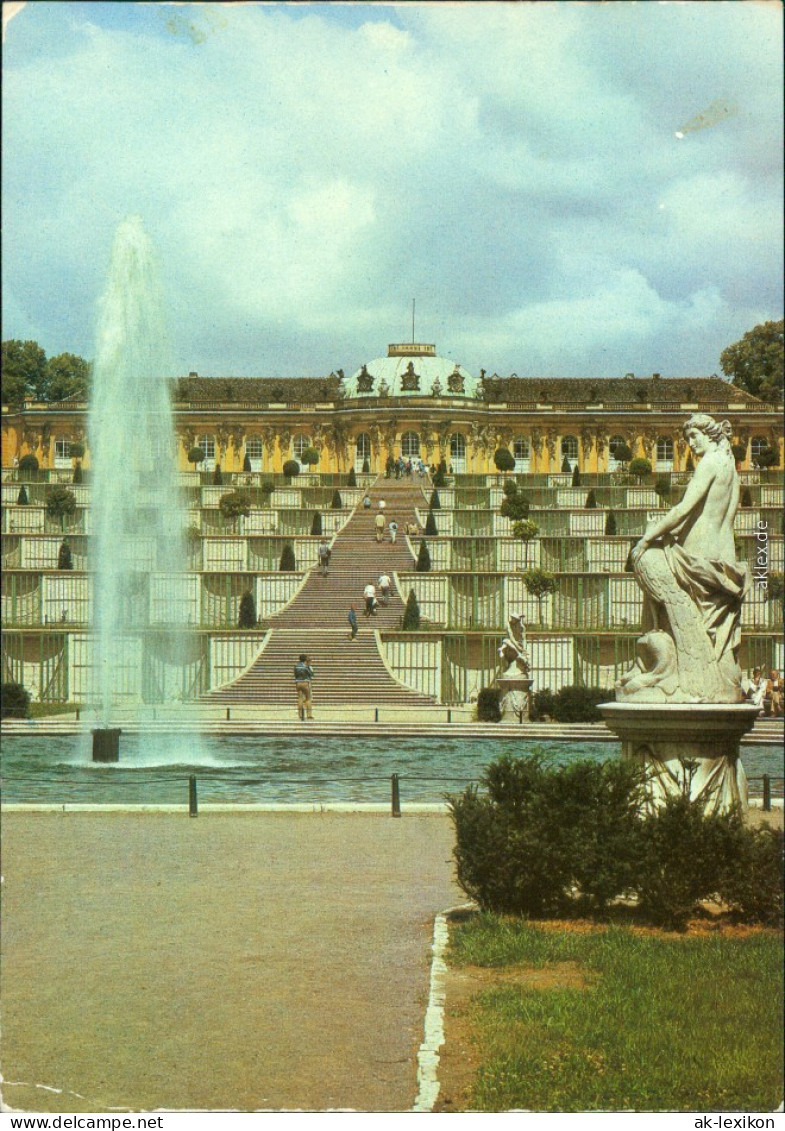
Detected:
left=204, top=477, right=438, bottom=708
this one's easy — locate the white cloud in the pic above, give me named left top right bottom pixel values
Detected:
left=2, top=1, right=782, bottom=378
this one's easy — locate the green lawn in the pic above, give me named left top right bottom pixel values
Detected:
left=449, top=914, right=783, bottom=1112
left=28, top=702, right=78, bottom=719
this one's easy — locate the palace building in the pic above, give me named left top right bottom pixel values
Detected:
left=1, top=341, right=782, bottom=710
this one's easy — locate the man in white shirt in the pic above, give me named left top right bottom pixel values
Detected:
left=363, top=583, right=376, bottom=617
left=378, top=573, right=392, bottom=605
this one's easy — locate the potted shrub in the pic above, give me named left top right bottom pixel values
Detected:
left=429, top=489, right=441, bottom=510
left=46, top=485, right=77, bottom=520
left=238, top=590, right=257, bottom=628
left=279, top=543, right=297, bottom=571
left=243, top=452, right=253, bottom=473
left=330, top=490, right=343, bottom=509
left=604, top=510, right=618, bottom=535
left=57, top=540, right=73, bottom=570
left=362, top=457, right=370, bottom=474
left=493, top=448, right=515, bottom=474
left=629, top=457, right=653, bottom=482
left=424, top=510, right=438, bottom=536
left=402, top=589, right=421, bottom=630
left=347, top=467, right=357, bottom=487
left=512, top=519, right=539, bottom=542
left=310, top=511, right=323, bottom=535
left=476, top=687, right=502, bottom=722
left=522, top=568, right=559, bottom=624
left=187, top=446, right=205, bottom=468
left=571, top=464, right=581, bottom=486
left=18, top=453, right=40, bottom=473
left=585, top=489, right=598, bottom=508
left=415, top=541, right=431, bottom=572
left=300, top=446, right=320, bottom=468
left=283, top=459, right=300, bottom=480
left=16, top=484, right=29, bottom=506
left=213, top=463, right=223, bottom=485
left=1, top=682, right=31, bottom=719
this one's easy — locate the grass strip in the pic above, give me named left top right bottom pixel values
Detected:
left=450, top=913, right=783, bottom=1112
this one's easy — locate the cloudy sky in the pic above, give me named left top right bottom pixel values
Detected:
left=3, top=0, right=783, bottom=381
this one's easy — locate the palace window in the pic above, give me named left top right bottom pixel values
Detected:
left=450, top=433, right=466, bottom=472
left=513, top=437, right=530, bottom=472
left=609, top=435, right=627, bottom=469
left=401, top=431, right=420, bottom=459
left=197, top=435, right=216, bottom=470
left=561, top=435, right=579, bottom=470
left=54, top=438, right=72, bottom=469
left=750, top=436, right=769, bottom=464
left=355, top=432, right=371, bottom=471
left=245, top=435, right=263, bottom=471
left=293, top=434, right=312, bottom=461
left=656, top=436, right=674, bottom=471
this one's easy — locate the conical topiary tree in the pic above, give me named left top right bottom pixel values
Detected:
left=424, top=509, right=438, bottom=536
left=311, top=511, right=323, bottom=535
left=402, top=589, right=421, bottom=630
left=362, top=457, right=370, bottom=474
left=571, top=464, right=581, bottom=486
left=347, top=467, right=357, bottom=487
left=243, top=452, right=252, bottom=472
left=279, top=543, right=296, bottom=571
left=330, top=490, right=343, bottom=509
left=213, top=463, right=223, bottom=485
left=585, top=489, right=597, bottom=508
left=57, top=540, right=73, bottom=570
left=604, top=510, right=617, bottom=536
left=429, top=489, right=441, bottom=510
left=740, top=487, right=753, bottom=508
left=561, top=454, right=572, bottom=474
left=73, top=461, right=83, bottom=484
left=238, top=590, right=257, bottom=628
left=16, top=484, right=29, bottom=506
left=416, top=540, right=431, bottom=572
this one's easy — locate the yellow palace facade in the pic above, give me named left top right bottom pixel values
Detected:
left=2, top=342, right=782, bottom=476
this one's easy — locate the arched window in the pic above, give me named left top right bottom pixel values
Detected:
left=450, top=432, right=466, bottom=472
left=355, top=432, right=372, bottom=471
left=197, top=434, right=216, bottom=471
left=750, top=436, right=769, bottom=465
left=401, top=431, right=420, bottom=459
left=54, top=437, right=72, bottom=469
left=513, top=437, right=530, bottom=472
left=245, top=435, right=263, bottom=472
left=656, top=436, right=674, bottom=471
left=561, top=435, right=579, bottom=471
left=293, top=434, right=311, bottom=461
left=609, top=435, right=628, bottom=470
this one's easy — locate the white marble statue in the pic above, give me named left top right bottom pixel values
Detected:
left=497, top=612, right=531, bottom=678
left=617, top=414, right=748, bottom=704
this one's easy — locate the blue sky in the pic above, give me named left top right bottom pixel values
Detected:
left=3, top=1, right=783, bottom=381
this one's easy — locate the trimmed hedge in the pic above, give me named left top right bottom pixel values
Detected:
left=2, top=682, right=31, bottom=719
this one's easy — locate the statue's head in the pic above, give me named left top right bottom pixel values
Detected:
left=683, top=414, right=733, bottom=456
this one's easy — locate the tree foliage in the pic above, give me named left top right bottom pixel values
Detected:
left=300, top=446, right=320, bottom=467
left=46, top=485, right=77, bottom=518
left=720, top=319, right=784, bottom=403
left=1, top=341, right=90, bottom=405
left=493, top=448, right=515, bottom=473
left=1, top=682, right=31, bottom=719
left=282, top=459, right=300, bottom=478
left=57, top=540, right=73, bottom=570
left=238, top=590, right=257, bottom=629
left=402, top=589, right=421, bottom=630
left=218, top=490, right=252, bottom=519
left=629, top=457, right=652, bottom=482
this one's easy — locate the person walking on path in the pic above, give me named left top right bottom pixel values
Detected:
left=388, top=519, right=398, bottom=544
left=378, top=573, right=392, bottom=605
left=378, top=498, right=386, bottom=512
left=363, top=583, right=377, bottom=617
left=375, top=511, right=385, bottom=542
left=294, top=653, right=315, bottom=720
left=318, top=538, right=331, bottom=576
left=347, top=605, right=358, bottom=640
left=363, top=493, right=372, bottom=509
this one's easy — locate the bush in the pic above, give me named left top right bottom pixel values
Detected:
left=476, top=687, right=502, bottom=722
left=187, top=446, right=205, bottom=465
left=717, top=824, right=784, bottom=926
left=740, top=486, right=753, bottom=508
left=633, top=795, right=741, bottom=931
left=218, top=490, right=252, bottom=520
left=731, top=443, right=747, bottom=465
left=16, top=484, right=29, bottom=505
left=494, top=448, right=515, bottom=473
left=2, top=682, right=31, bottom=719
left=604, top=510, right=618, bottom=535
left=530, top=688, right=556, bottom=721
left=46, top=485, right=77, bottom=518
left=561, top=455, right=571, bottom=473
left=752, top=445, right=778, bottom=469
left=429, top=489, right=441, bottom=510
left=282, top=459, right=300, bottom=479
left=213, top=463, right=223, bottom=485
left=72, top=461, right=83, bottom=484
left=57, top=540, right=73, bottom=570
left=551, top=685, right=608, bottom=723
left=301, top=446, right=320, bottom=467
left=502, top=477, right=518, bottom=498
left=654, top=476, right=671, bottom=502
left=424, top=509, right=438, bottom=536
left=571, top=464, right=581, bottom=486
left=362, top=457, right=370, bottom=474
left=511, top=519, right=539, bottom=541
left=18, top=453, right=40, bottom=472
left=69, top=441, right=85, bottom=459
left=585, top=489, right=597, bottom=508
left=347, top=467, right=357, bottom=487
left=415, top=540, right=431, bottom=572
left=629, top=457, right=652, bottom=481
left=310, top=511, right=323, bottom=535
left=238, top=590, right=257, bottom=629
left=500, top=493, right=530, bottom=521
left=610, top=441, right=632, bottom=464
left=279, top=543, right=296, bottom=571
left=402, top=589, right=421, bottom=631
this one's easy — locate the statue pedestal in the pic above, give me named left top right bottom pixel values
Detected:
left=497, top=676, right=533, bottom=724
left=599, top=702, right=759, bottom=814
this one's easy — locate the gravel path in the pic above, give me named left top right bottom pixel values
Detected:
left=1, top=811, right=462, bottom=1113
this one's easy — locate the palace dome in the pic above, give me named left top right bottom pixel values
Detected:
left=341, top=343, right=479, bottom=400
